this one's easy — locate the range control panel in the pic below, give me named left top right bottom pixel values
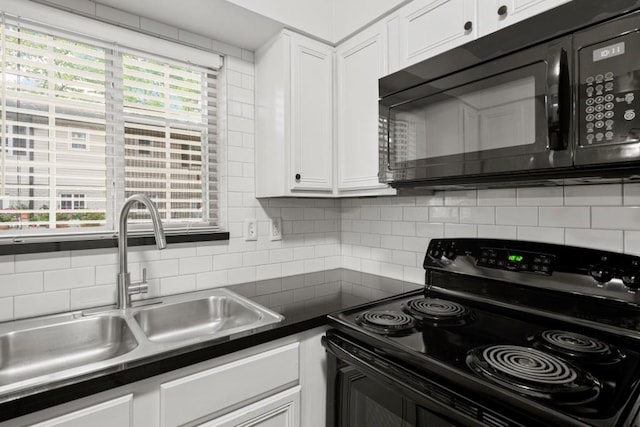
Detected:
left=475, top=248, right=554, bottom=275
left=579, top=31, right=640, bottom=147
left=426, top=239, right=555, bottom=275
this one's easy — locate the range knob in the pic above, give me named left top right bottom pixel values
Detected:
left=622, top=270, right=640, bottom=290
left=589, top=264, right=614, bottom=284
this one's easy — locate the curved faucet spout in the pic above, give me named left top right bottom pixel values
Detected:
left=117, top=194, right=167, bottom=309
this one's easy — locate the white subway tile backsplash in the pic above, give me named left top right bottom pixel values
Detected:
left=0, top=298, right=13, bottom=322
left=539, top=207, right=590, bottom=228
left=496, top=207, right=538, bottom=226
left=592, top=207, right=640, bottom=230
left=0, top=255, right=14, bottom=275
left=196, top=270, right=228, bottom=289
left=403, top=206, right=429, bottom=222
left=44, top=267, right=95, bottom=291
left=477, top=188, right=516, bottom=206
left=180, top=256, right=214, bottom=274
left=429, top=207, right=459, bottom=223
left=460, top=207, right=495, bottom=224
left=161, top=275, right=197, bottom=295
left=565, top=184, right=622, bottom=206
left=70, top=285, right=116, bottom=310
left=516, top=187, right=563, bottom=206
left=565, top=229, right=623, bottom=252
left=143, top=259, right=180, bottom=279
left=444, top=190, right=477, bottom=206
left=228, top=267, right=256, bottom=285
left=478, top=225, right=517, bottom=239
left=16, top=252, right=70, bottom=273
left=392, top=250, right=417, bottom=267
left=15, top=290, right=69, bottom=318
left=380, top=207, right=403, bottom=221
left=380, top=235, right=404, bottom=250
left=517, top=226, right=565, bottom=244
left=444, top=223, right=477, bottom=238
left=416, top=222, right=444, bottom=238
left=256, top=263, right=282, bottom=281
left=391, top=222, right=416, bottom=236
left=0, top=272, right=43, bottom=297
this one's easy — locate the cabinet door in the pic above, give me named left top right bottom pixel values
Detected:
left=290, top=35, right=333, bottom=192
left=199, top=386, right=300, bottom=427
left=478, top=0, right=572, bottom=37
left=29, top=395, right=133, bottom=427
left=395, top=0, right=476, bottom=69
left=336, top=23, right=395, bottom=194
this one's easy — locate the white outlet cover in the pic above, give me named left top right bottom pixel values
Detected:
left=270, top=217, right=282, bottom=241
left=244, top=218, right=258, bottom=241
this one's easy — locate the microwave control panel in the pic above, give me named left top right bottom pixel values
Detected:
left=578, top=31, right=640, bottom=147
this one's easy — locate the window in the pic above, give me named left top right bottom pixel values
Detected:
left=0, top=15, right=219, bottom=238
left=60, top=194, right=85, bottom=211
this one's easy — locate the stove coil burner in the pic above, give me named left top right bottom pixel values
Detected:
left=534, top=330, right=623, bottom=364
left=466, top=345, right=600, bottom=404
left=355, top=310, right=416, bottom=336
left=401, top=298, right=473, bottom=326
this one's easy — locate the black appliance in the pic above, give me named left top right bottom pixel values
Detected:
left=323, top=238, right=640, bottom=426
left=378, top=0, right=640, bottom=189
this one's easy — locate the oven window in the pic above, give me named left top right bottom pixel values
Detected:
left=388, top=62, right=547, bottom=167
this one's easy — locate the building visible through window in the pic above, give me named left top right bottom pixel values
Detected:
left=0, top=17, right=219, bottom=234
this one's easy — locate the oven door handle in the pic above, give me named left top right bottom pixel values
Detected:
left=547, top=46, right=569, bottom=151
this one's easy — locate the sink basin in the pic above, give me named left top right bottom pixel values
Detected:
left=133, top=295, right=271, bottom=344
left=0, top=316, right=137, bottom=386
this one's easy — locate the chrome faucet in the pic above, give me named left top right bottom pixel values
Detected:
left=117, top=194, right=167, bottom=309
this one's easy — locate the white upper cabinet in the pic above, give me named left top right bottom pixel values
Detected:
left=256, top=30, right=333, bottom=197
left=290, top=37, right=334, bottom=192
left=478, top=0, right=572, bottom=37
left=391, top=0, right=477, bottom=71
left=336, top=22, right=396, bottom=196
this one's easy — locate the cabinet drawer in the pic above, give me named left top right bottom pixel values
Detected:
left=160, top=343, right=299, bottom=427
left=29, top=394, right=132, bottom=427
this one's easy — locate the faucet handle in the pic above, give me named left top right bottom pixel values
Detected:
left=128, top=268, right=149, bottom=296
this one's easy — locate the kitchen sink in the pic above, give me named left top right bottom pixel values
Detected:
left=0, top=316, right=138, bottom=386
left=133, top=292, right=277, bottom=344
left=0, top=288, right=283, bottom=401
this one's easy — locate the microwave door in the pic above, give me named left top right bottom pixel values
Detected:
left=383, top=37, right=572, bottom=183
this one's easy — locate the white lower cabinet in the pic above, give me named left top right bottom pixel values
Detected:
left=29, top=394, right=133, bottom=427
left=0, top=328, right=326, bottom=427
left=198, top=386, right=300, bottom=427
left=160, top=343, right=299, bottom=427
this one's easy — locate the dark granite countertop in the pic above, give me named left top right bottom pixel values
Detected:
left=0, top=268, right=421, bottom=421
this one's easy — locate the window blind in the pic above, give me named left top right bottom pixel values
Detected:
left=0, top=14, right=219, bottom=241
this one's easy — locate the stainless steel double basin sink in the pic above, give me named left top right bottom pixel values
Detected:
left=0, top=288, right=283, bottom=401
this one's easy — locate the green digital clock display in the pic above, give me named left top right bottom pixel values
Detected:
left=508, top=254, right=523, bottom=262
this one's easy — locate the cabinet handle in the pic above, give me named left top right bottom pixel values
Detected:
left=464, top=21, right=472, bottom=31
left=497, top=5, right=508, bottom=16
left=295, top=173, right=301, bottom=181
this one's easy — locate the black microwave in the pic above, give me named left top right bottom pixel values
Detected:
left=379, top=0, right=640, bottom=189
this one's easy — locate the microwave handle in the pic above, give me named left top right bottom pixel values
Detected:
left=547, top=47, right=569, bottom=151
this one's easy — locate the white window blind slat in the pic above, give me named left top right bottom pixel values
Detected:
left=0, top=13, right=219, bottom=239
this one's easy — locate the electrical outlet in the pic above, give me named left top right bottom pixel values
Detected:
left=270, top=217, right=282, bottom=241
left=244, top=218, right=257, bottom=241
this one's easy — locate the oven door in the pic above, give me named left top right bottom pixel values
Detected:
left=379, top=35, right=572, bottom=185
left=322, top=330, right=521, bottom=427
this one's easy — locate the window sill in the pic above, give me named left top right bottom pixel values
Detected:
left=0, top=231, right=230, bottom=256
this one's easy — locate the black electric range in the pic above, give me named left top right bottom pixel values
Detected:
left=323, top=238, right=640, bottom=427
